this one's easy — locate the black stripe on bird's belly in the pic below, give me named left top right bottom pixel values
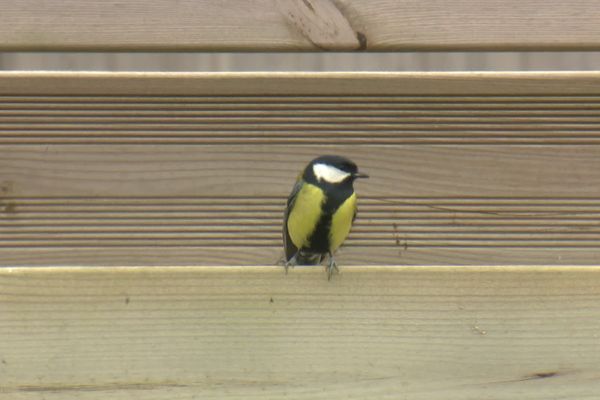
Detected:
left=305, top=183, right=354, bottom=255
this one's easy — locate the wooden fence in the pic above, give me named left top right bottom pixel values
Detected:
left=2, top=1, right=600, bottom=399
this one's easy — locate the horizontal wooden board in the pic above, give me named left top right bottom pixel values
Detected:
left=2, top=266, right=600, bottom=399
left=4, top=71, right=600, bottom=95
left=2, top=1, right=600, bottom=51
left=2, top=144, right=600, bottom=265
left=2, top=72, right=600, bottom=266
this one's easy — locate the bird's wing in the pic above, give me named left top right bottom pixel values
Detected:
left=283, top=178, right=304, bottom=261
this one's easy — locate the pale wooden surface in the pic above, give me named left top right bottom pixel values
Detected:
left=2, top=0, right=600, bottom=51
left=1, top=266, right=600, bottom=399
left=2, top=72, right=600, bottom=266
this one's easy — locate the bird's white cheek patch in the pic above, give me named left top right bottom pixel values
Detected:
left=313, top=163, right=351, bottom=183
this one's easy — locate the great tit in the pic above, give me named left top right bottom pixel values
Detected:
left=283, top=155, right=368, bottom=279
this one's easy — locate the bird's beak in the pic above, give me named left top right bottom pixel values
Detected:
left=353, top=172, right=369, bottom=179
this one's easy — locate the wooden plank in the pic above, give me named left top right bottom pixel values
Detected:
left=2, top=145, right=600, bottom=265
left=2, top=1, right=600, bottom=51
left=2, top=72, right=600, bottom=266
left=1, top=266, right=600, bottom=399
left=0, top=145, right=600, bottom=265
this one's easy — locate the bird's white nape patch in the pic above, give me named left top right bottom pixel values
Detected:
left=312, top=163, right=351, bottom=183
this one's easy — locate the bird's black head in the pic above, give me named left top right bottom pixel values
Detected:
left=303, top=155, right=369, bottom=187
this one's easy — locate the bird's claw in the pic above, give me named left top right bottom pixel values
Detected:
left=284, top=254, right=298, bottom=275
left=326, top=253, right=339, bottom=281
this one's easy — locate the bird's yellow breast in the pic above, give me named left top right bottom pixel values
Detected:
left=287, top=183, right=325, bottom=249
left=329, top=192, right=357, bottom=252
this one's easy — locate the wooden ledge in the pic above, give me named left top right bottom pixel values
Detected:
left=3, top=71, right=600, bottom=267
left=2, top=266, right=600, bottom=399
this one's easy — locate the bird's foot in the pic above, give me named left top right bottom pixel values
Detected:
left=326, top=252, right=339, bottom=281
left=284, top=254, right=298, bottom=275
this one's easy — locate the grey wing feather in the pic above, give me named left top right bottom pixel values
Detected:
left=283, top=179, right=304, bottom=262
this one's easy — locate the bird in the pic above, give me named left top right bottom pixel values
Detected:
left=283, top=155, right=368, bottom=280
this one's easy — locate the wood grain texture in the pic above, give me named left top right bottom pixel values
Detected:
left=2, top=0, right=600, bottom=51
left=2, top=266, right=600, bottom=399
left=2, top=72, right=600, bottom=266
left=2, top=145, right=600, bottom=265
